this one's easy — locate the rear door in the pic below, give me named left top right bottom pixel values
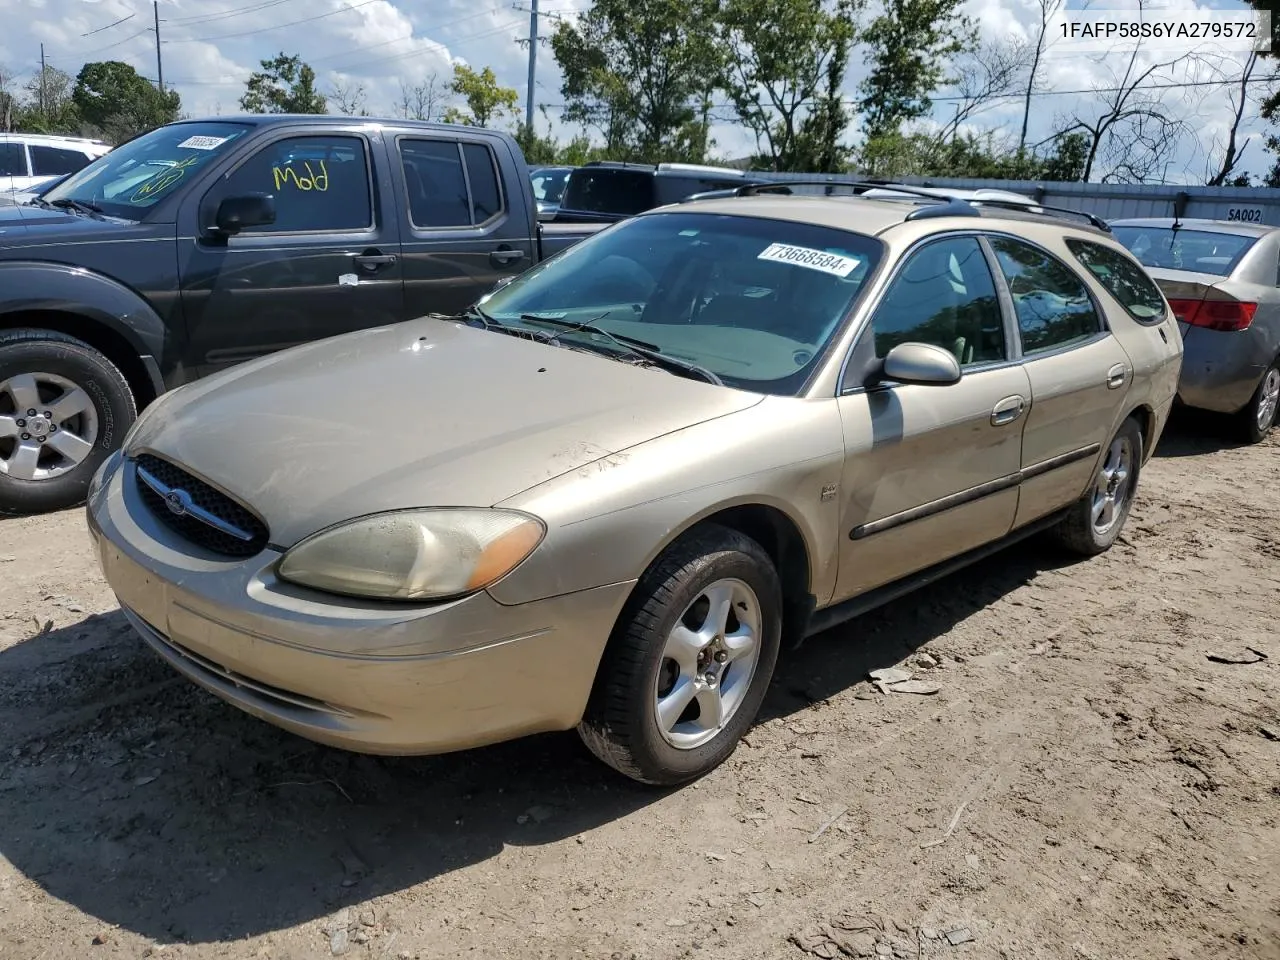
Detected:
left=178, top=128, right=406, bottom=376
left=390, top=131, right=536, bottom=320
left=983, top=234, right=1133, bottom=527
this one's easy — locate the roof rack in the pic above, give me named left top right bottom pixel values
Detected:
left=688, top=178, right=1111, bottom=233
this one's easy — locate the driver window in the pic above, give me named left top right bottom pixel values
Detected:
left=870, top=236, right=1006, bottom=366
left=218, top=135, right=373, bottom=234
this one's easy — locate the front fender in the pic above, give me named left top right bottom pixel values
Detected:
left=490, top=396, right=847, bottom=607
left=0, top=260, right=168, bottom=363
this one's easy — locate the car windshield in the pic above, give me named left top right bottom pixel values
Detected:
left=532, top=168, right=569, bottom=204
left=475, top=211, right=883, bottom=395
left=42, top=121, right=252, bottom=220
left=1111, top=225, right=1257, bottom=277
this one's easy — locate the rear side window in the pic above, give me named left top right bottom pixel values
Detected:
left=1065, top=238, right=1166, bottom=324
left=30, top=145, right=92, bottom=176
left=561, top=169, right=655, bottom=215
left=989, top=236, right=1103, bottom=356
left=0, top=142, right=26, bottom=177
left=399, top=139, right=504, bottom=228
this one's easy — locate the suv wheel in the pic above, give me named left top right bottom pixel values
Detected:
left=578, top=524, right=783, bottom=786
left=0, top=329, right=136, bottom=516
left=1236, top=360, right=1280, bottom=444
left=1051, top=416, right=1143, bottom=557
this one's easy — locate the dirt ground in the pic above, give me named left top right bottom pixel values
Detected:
left=0, top=412, right=1277, bottom=960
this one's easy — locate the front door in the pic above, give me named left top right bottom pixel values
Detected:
left=178, top=131, right=405, bottom=377
left=833, top=235, right=1031, bottom=602
left=390, top=133, right=537, bottom=320
left=984, top=235, right=1135, bottom=527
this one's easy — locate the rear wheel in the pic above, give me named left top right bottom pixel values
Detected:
left=1051, top=417, right=1142, bottom=557
left=0, top=329, right=136, bottom=516
left=578, top=524, right=783, bottom=786
left=1235, top=360, right=1280, bottom=444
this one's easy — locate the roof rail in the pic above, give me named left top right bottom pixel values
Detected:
left=695, top=178, right=1111, bottom=232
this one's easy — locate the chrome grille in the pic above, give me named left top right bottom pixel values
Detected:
left=133, top=454, right=269, bottom=558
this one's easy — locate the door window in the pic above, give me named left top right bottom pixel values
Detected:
left=399, top=139, right=505, bottom=228
left=989, top=236, right=1103, bottom=354
left=0, top=142, right=28, bottom=177
left=869, top=236, right=1006, bottom=366
left=219, top=135, right=373, bottom=234
left=30, top=145, right=93, bottom=176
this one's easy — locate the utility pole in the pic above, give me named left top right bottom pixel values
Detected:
left=153, top=1, right=164, bottom=93
left=39, top=43, right=46, bottom=121
left=525, top=0, right=537, bottom=133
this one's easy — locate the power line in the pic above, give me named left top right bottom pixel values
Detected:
left=165, top=0, right=379, bottom=44
left=80, top=12, right=136, bottom=37
left=167, top=0, right=299, bottom=25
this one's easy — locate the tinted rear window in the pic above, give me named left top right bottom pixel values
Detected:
left=561, top=169, right=655, bottom=215
left=1111, top=226, right=1257, bottom=277
left=1065, top=237, right=1166, bottom=324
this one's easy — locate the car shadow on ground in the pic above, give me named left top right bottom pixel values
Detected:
left=0, top=536, right=1077, bottom=946
left=1152, top=409, right=1255, bottom=458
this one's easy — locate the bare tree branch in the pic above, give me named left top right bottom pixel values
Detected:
left=939, top=38, right=1033, bottom=143
left=327, top=79, right=367, bottom=116
left=396, top=75, right=445, bottom=122
left=1204, top=51, right=1259, bottom=185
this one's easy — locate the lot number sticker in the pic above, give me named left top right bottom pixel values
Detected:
left=758, top=242, right=860, bottom=277
left=177, top=135, right=228, bottom=151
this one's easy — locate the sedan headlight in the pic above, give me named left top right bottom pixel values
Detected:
left=276, top=508, right=546, bottom=601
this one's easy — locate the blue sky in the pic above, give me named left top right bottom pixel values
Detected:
left=1, top=0, right=1272, bottom=183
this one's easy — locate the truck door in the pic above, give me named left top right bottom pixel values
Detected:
left=177, top=129, right=406, bottom=377
left=389, top=132, right=537, bottom=319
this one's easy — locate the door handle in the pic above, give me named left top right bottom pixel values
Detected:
left=991, top=395, right=1026, bottom=426
left=490, top=247, right=526, bottom=266
left=1106, top=363, right=1128, bottom=389
left=353, top=252, right=397, bottom=271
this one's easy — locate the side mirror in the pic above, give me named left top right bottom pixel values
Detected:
left=214, top=193, right=275, bottom=235
left=881, top=342, right=962, bottom=385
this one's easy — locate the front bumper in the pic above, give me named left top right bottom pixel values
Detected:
left=1176, top=323, right=1268, bottom=415
left=86, top=453, right=634, bottom=756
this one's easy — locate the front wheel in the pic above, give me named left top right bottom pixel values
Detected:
left=1235, top=360, right=1280, bottom=444
left=1051, top=417, right=1143, bottom=557
left=578, top=524, right=783, bottom=786
left=0, top=329, right=136, bottom=516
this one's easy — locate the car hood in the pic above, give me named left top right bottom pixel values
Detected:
left=0, top=202, right=134, bottom=246
left=128, top=318, right=765, bottom=547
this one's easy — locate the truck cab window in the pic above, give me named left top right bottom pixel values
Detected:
left=399, top=139, right=473, bottom=228
left=221, top=135, right=373, bottom=234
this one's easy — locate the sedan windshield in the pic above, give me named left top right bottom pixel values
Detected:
left=1111, top=225, right=1257, bottom=277
left=476, top=211, right=883, bottom=395
left=42, top=121, right=252, bottom=220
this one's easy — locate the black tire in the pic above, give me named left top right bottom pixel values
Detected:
left=1051, top=416, right=1143, bottom=557
left=0, top=329, right=136, bottom=516
left=1234, top=359, right=1280, bottom=445
left=578, top=524, right=783, bottom=786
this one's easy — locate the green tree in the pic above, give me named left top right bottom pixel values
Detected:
left=718, top=0, right=858, bottom=171
left=239, top=53, right=326, bottom=114
left=73, top=61, right=181, bottom=142
left=18, top=65, right=79, bottom=134
left=550, top=0, right=720, bottom=162
left=858, top=0, right=977, bottom=140
left=442, top=64, right=518, bottom=128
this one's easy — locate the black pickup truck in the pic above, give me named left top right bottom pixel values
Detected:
left=0, top=115, right=599, bottom=515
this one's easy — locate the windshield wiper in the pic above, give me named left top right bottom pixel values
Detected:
left=47, top=197, right=106, bottom=218
left=447, top=305, right=558, bottom=343
left=518, top=313, right=723, bottom=386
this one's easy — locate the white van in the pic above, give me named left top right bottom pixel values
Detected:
left=0, top=133, right=113, bottom=195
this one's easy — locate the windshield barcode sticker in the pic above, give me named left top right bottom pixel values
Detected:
left=177, top=135, right=228, bottom=150
left=757, top=243, right=860, bottom=277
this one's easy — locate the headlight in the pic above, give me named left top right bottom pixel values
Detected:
left=276, top=508, right=546, bottom=601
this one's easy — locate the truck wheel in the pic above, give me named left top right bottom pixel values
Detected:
left=1050, top=416, right=1142, bottom=557
left=0, top=329, right=136, bottom=516
left=1235, top=360, right=1280, bottom=445
left=578, top=524, right=782, bottom=786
